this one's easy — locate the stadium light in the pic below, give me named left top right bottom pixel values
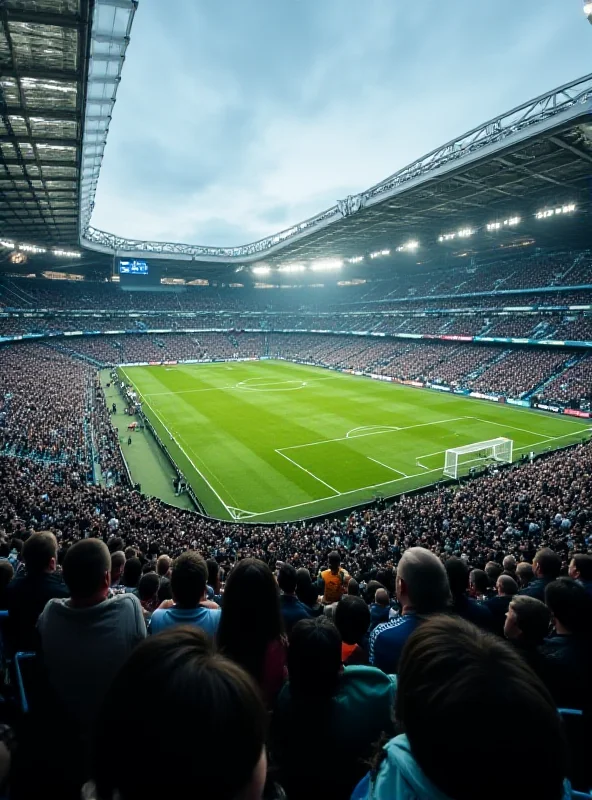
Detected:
left=278, top=263, right=306, bottom=273
left=535, top=204, right=576, bottom=219
left=347, top=256, right=364, bottom=264
left=19, top=244, right=46, bottom=254
left=396, top=241, right=419, bottom=252
left=0, top=240, right=15, bottom=249
left=486, top=222, right=501, bottom=231
left=310, top=258, right=343, bottom=271
left=53, top=250, right=82, bottom=258
left=457, top=228, right=474, bottom=238
left=504, top=217, right=520, bottom=226
left=252, top=266, right=271, bottom=275
left=369, top=249, right=390, bottom=259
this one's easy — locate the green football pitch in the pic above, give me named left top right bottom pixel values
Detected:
left=118, top=360, right=590, bottom=523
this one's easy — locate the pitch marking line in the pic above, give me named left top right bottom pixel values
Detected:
left=121, top=369, right=240, bottom=521
left=279, top=417, right=470, bottom=452
left=274, top=449, right=341, bottom=495
left=347, top=425, right=401, bottom=438
left=468, top=417, right=551, bottom=439
left=368, top=457, right=408, bottom=477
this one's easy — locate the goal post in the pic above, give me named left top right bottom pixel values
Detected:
left=443, top=437, right=513, bottom=479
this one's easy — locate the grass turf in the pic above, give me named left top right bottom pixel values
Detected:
left=118, top=360, right=591, bottom=523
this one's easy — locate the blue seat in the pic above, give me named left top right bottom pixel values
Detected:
left=14, top=651, right=36, bottom=714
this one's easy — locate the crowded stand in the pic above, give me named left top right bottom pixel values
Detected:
left=0, top=246, right=591, bottom=799
left=0, top=340, right=591, bottom=796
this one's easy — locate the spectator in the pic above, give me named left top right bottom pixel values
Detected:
left=485, top=574, right=519, bottom=637
left=445, top=557, right=494, bottom=631
left=541, top=577, right=592, bottom=709
left=484, top=561, right=502, bottom=595
left=206, top=557, right=223, bottom=605
left=137, top=573, right=160, bottom=619
left=334, top=595, right=370, bottom=665
left=516, top=561, right=535, bottom=590
left=318, top=550, right=349, bottom=604
left=217, top=558, right=286, bottom=705
left=504, top=594, right=551, bottom=679
left=124, top=547, right=137, bottom=561
left=0, top=560, right=14, bottom=607
left=36, top=539, right=146, bottom=778
left=109, top=551, right=125, bottom=588
left=370, top=547, right=450, bottom=674
left=295, top=567, right=323, bottom=616
left=271, top=617, right=395, bottom=800
left=369, top=588, right=394, bottom=632
left=121, top=557, right=142, bottom=593
left=156, top=554, right=172, bottom=602
left=354, top=615, right=569, bottom=800
left=568, top=554, right=592, bottom=598
left=502, top=554, right=517, bottom=580
left=468, top=568, right=489, bottom=600
left=87, top=627, right=268, bottom=800
left=277, top=563, right=310, bottom=634
left=519, top=548, right=561, bottom=601
left=149, top=552, right=220, bottom=636
left=4, top=531, right=69, bottom=651
left=347, top=577, right=360, bottom=596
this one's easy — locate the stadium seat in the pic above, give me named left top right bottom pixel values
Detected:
left=13, top=652, right=35, bottom=714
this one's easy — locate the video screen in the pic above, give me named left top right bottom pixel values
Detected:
left=119, top=260, right=149, bottom=275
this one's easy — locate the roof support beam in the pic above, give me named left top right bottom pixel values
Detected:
left=1, top=158, right=76, bottom=168
left=5, top=107, right=80, bottom=121
left=549, top=135, right=592, bottom=165
left=0, top=135, right=78, bottom=148
left=4, top=10, right=82, bottom=28
left=4, top=68, right=78, bottom=82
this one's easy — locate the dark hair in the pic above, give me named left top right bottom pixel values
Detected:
left=347, top=577, right=360, bottom=596
left=124, top=547, right=137, bottom=560
left=395, top=615, right=567, bottom=800
left=22, top=531, right=57, bottom=574
left=107, top=537, right=124, bottom=554
left=288, top=617, right=342, bottom=700
left=328, top=551, right=340, bottom=569
left=295, top=568, right=318, bottom=608
left=516, top=561, right=535, bottom=588
left=138, top=572, right=160, bottom=602
left=278, top=563, right=298, bottom=594
left=545, top=577, right=589, bottom=634
left=572, top=554, right=592, bottom=582
left=469, top=568, right=489, bottom=595
left=445, top=557, right=469, bottom=598
left=121, top=557, right=142, bottom=589
left=534, top=548, right=561, bottom=580
left=334, top=595, right=370, bottom=645
left=206, top=558, right=220, bottom=590
left=509, top=596, right=551, bottom=646
left=170, top=552, right=208, bottom=608
left=156, top=554, right=171, bottom=577
left=91, top=627, right=267, bottom=800
left=63, top=539, right=110, bottom=599
left=0, top=559, right=14, bottom=591
left=110, top=551, right=125, bottom=574
left=217, top=558, right=283, bottom=685
left=363, top=579, right=385, bottom=604
left=484, top=561, right=502, bottom=585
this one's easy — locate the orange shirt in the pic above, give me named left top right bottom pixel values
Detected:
left=320, top=567, right=349, bottom=604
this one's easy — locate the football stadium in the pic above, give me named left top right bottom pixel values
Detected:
left=1, top=0, right=592, bottom=797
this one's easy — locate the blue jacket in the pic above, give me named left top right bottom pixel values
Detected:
left=369, top=613, right=419, bottom=674
left=351, top=735, right=572, bottom=800
left=279, top=594, right=311, bottom=633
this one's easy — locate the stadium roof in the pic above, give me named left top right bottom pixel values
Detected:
left=80, top=73, right=592, bottom=270
left=0, top=0, right=135, bottom=248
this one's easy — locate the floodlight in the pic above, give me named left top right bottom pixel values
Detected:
left=0, top=240, right=15, bottom=249
left=53, top=250, right=81, bottom=258
left=310, top=258, right=343, bottom=271
left=347, top=256, right=364, bottom=264
left=252, top=266, right=271, bottom=275
left=278, top=263, right=306, bottom=273
left=396, top=241, right=419, bottom=252
left=457, top=228, right=473, bottom=238
left=19, top=244, right=46, bottom=253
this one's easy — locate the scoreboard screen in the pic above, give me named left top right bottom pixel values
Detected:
left=119, top=259, right=149, bottom=275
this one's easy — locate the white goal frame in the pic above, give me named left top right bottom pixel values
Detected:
left=443, top=437, right=513, bottom=479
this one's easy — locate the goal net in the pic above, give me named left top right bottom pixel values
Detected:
left=443, top=437, right=513, bottom=479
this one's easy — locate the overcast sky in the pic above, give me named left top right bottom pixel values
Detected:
left=90, top=0, right=591, bottom=248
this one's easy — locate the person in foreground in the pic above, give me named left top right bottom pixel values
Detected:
left=353, top=615, right=570, bottom=800
left=84, top=626, right=268, bottom=800
left=271, top=616, right=395, bottom=800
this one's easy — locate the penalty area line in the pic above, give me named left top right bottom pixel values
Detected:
left=368, top=456, right=408, bottom=477
left=274, top=449, right=341, bottom=496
